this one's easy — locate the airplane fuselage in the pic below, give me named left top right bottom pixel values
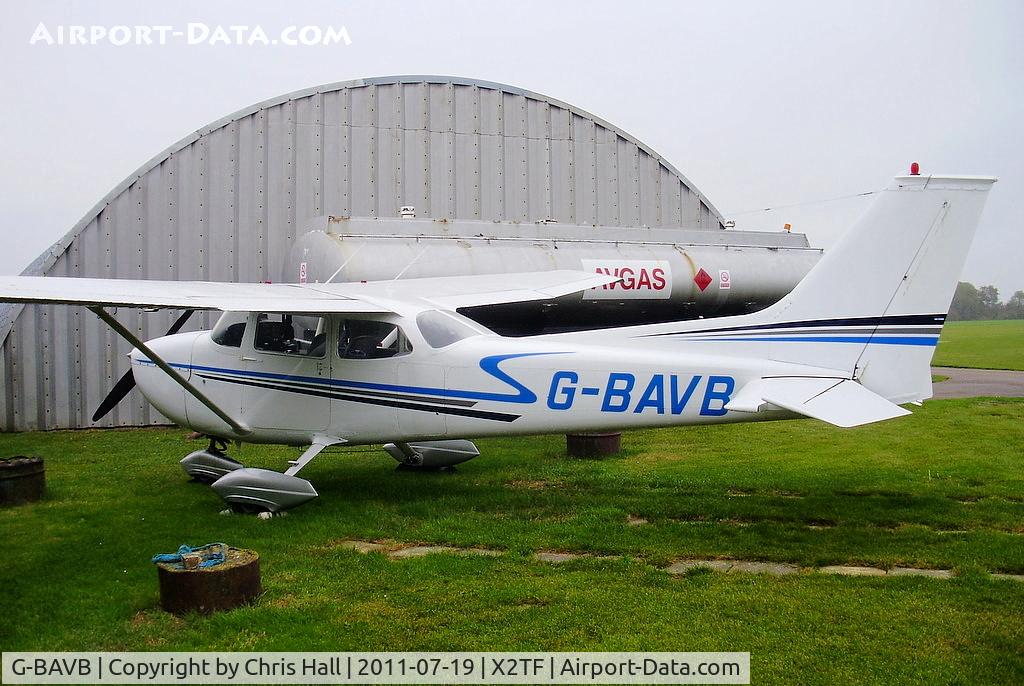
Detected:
left=132, top=310, right=824, bottom=446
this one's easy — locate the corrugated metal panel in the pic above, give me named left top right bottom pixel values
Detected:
left=1, top=75, right=729, bottom=431
left=1, top=336, right=12, bottom=429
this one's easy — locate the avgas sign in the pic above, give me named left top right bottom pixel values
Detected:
left=581, top=259, right=672, bottom=300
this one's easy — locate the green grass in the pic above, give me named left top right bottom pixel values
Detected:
left=934, top=320, right=1024, bottom=371
left=1, top=400, right=1023, bottom=684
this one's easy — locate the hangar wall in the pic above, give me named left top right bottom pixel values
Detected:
left=0, top=75, right=728, bottom=431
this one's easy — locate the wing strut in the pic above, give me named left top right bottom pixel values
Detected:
left=89, top=306, right=251, bottom=437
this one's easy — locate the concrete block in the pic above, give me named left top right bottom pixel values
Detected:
left=461, top=547, right=503, bottom=557
left=888, top=567, right=953, bottom=579
left=390, top=546, right=459, bottom=559
left=730, top=561, right=799, bottom=575
left=534, top=551, right=583, bottom=563
left=666, top=559, right=733, bottom=574
left=820, top=565, right=886, bottom=577
left=337, top=540, right=387, bottom=554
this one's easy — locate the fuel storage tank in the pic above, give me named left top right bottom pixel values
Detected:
left=285, top=216, right=822, bottom=334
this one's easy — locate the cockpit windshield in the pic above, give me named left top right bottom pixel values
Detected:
left=211, top=312, right=247, bottom=348
left=416, top=310, right=482, bottom=348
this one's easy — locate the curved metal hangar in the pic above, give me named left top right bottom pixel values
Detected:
left=0, top=75, right=818, bottom=431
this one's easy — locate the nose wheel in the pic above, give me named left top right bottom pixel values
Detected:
left=180, top=437, right=243, bottom=484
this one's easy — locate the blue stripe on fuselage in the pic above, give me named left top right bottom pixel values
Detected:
left=680, top=335, right=939, bottom=346
left=138, top=352, right=568, bottom=404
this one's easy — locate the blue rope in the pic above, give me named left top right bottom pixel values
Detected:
left=151, top=543, right=227, bottom=569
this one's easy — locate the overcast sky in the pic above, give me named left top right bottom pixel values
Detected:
left=1, top=0, right=1020, bottom=296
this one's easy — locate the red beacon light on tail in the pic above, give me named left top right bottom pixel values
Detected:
left=910, top=162, right=920, bottom=176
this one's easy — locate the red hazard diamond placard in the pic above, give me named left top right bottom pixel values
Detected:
left=694, top=268, right=712, bottom=292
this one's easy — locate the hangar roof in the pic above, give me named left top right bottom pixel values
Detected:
left=2, top=75, right=730, bottom=346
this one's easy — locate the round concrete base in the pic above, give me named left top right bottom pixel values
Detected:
left=157, top=548, right=261, bottom=615
left=0, top=457, right=45, bottom=506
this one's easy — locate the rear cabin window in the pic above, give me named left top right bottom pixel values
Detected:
left=338, top=319, right=412, bottom=359
left=253, top=313, right=327, bottom=357
left=211, top=312, right=247, bottom=348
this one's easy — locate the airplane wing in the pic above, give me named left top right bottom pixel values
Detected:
left=0, top=276, right=393, bottom=313
left=726, top=376, right=910, bottom=428
left=0, top=270, right=620, bottom=314
left=326, top=270, right=622, bottom=309
left=0, top=269, right=616, bottom=437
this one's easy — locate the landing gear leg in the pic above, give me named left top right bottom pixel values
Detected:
left=180, top=436, right=243, bottom=484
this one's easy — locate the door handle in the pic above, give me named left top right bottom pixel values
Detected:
left=240, top=356, right=261, bottom=363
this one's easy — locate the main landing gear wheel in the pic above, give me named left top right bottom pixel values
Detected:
left=211, top=468, right=319, bottom=513
left=205, top=436, right=340, bottom=514
left=384, top=440, right=481, bottom=470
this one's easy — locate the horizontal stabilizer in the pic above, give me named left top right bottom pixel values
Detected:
left=727, top=377, right=910, bottom=428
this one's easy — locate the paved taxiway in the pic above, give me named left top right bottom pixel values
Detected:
left=931, top=367, right=1024, bottom=399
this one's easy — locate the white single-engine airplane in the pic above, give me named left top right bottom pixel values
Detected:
left=0, top=173, right=995, bottom=512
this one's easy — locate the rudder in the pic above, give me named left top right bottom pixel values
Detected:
left=765, top=174, right=996, bottom=401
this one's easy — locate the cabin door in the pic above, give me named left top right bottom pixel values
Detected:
left=239, top=312, right=331, bottom=431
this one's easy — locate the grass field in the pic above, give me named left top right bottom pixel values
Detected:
left=2, top=399, right=1023, bottom=683
left=934, top=320, right=1024, bottom=371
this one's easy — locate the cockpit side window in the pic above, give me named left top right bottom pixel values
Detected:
left=211, top=312, right=248, bottom=348
left=253, top=313, right=327, bottom=357
left=338, top=319, right=412, bottom=359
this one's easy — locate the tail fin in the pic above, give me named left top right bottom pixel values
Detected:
left=761, top=174, right=995, bottom=402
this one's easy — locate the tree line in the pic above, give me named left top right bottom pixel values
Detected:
left=948, top=282, right=1024, bottom=320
